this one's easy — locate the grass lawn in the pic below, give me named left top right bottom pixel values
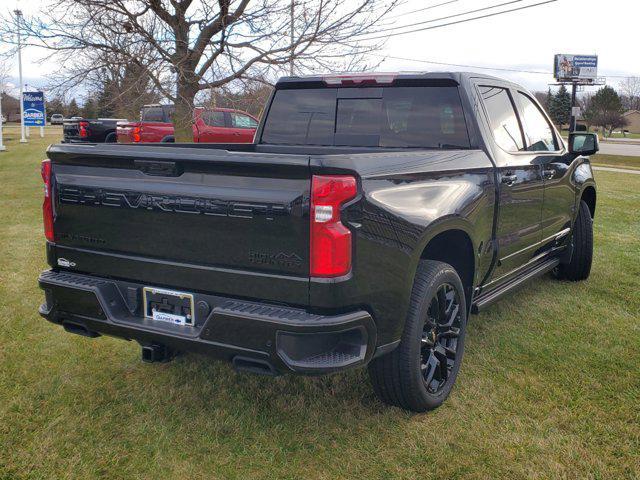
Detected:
left=591, top=154, right=640, bottom=171
left=606, top=132, right=640, bottom=140
left=1, top=135, right=639, bottom=479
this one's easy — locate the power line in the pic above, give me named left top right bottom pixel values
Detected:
left=365, top=0, right=526, bottom=37
left=376, top=54, right=551, bottom=75
left=387, top=0, right=460, bottom=20
left=355, top=0, right=558, bottom=42
left=375, top=54, right=635, bottom=79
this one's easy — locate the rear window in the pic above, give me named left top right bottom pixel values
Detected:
left=261, top=86, right=470, bottom=148
left=141, top=107, right=165, bottom=122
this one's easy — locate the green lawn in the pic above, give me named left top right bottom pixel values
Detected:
left=1, top=136, right=639, bottom=479
left=592, top=154, right=640, bottom=171
left=606, top=132, right=640, bottom=140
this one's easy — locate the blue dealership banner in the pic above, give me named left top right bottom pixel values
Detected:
left=23, top=91, right=46, bottom=126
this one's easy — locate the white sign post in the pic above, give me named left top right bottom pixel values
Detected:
left=15, top=9, right=27, bottom=143
left=0, top=89, right=6, bottom=152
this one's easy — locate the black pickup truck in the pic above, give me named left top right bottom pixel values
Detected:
left=62, top=117, right=126, bottom=143
left=38, top=72, right=598, bottom=412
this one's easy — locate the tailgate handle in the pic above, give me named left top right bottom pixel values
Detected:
left=134, top=160, right=182, bottom=177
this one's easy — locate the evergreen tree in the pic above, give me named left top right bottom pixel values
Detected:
left=66, top=98, right=80, bottom=118
left=550, top=85, right=572, bottom=126
left=82, top=97, right=98, bottom=119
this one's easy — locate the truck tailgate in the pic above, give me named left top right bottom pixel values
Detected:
left=47, top=144, right=311, bottom=305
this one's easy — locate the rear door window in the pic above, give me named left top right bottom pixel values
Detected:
left=261, top=86, right=470, bottom=148
left=231, top=113, right=258, bottom=129
left=478, top=86, right=524, bottom=153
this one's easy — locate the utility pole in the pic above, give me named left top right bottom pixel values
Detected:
left=569, top=81, right=577, bottom=132
left=289, top=0, right=294, bottom=76
left=14, top=9, right=27, bottom=143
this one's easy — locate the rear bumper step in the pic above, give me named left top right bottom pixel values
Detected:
left=38, top=269, right=377, bottom=374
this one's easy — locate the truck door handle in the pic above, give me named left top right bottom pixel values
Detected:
left=501, top=174, right=518, bottom=186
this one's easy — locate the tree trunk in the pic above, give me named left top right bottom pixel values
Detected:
left=173, top=80, right=198, bottom=143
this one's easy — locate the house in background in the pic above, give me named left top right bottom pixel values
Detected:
left=0, top=93, right=21, bottom=122
left=622, top=110, right=640, bottom=134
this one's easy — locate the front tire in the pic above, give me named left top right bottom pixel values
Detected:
left=368, top=260, right=467, bottom=412
left=557, top=200, right=593, bottom=281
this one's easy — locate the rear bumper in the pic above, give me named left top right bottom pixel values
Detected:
left=38, top=269, right=380, bottom=375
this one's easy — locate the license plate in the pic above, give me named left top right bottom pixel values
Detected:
left=142, top=287, right=195, bottom=326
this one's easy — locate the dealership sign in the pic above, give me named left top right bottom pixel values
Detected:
left=554, top=54, right=598, bottom=81
left=22, top=91, right=46, bottom=126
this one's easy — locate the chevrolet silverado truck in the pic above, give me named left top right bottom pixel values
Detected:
left=116, top=104, right=258, bottom=143
left=38, top=72, right=598, bottom=412
left=62, top=117, right=127, bottom=143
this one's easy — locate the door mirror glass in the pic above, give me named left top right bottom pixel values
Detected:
left=569, top=132, right=599, bottom=156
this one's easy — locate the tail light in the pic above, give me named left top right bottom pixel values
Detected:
left=78, top=121, right=89, bottom=138
left=41, top=159, right=54, bottom=242
left=310, top=175, right=357, bottom=277
left=132, top=126, right=141, bottom=142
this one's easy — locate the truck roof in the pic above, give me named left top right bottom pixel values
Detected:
left=276, top=71, right=517, bottom=88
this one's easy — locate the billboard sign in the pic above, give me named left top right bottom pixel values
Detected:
left=23, top=91, right=46, bottom=126
left=554, top=54, right=598, bottom=81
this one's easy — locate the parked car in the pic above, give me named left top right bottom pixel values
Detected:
left=38, top=72, right=598, bottom=412
left=62, top=117, right=126, bottom=143
left=116, top=104, right=258, bottom=143
left=50, top=114, right=64, bottom=125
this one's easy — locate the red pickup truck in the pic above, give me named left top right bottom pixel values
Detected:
left=116, top=104, right=259, bottom=143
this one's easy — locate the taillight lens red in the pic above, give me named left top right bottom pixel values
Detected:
left=132, top=126, right=141, bottom=142
left=41, top=159, right=54, bottom=242
left=310, top=175, right=357, bottom=277
left=78, top=121, right=89, bottom=138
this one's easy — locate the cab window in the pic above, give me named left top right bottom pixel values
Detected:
left=516, top=92, right=558, bottom=152
left=478, top=86, right=524, bottom=153
left=141, top=107, right=164, bottom=122
left=202, top=111, right=225, bottom=127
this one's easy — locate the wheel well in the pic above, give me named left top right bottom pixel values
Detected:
left=420, top=229, right=475, bottom=308
left=581, top=186, right=596, bottom=218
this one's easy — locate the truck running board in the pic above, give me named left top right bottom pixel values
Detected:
left=471, top=257, right=560, bottom=314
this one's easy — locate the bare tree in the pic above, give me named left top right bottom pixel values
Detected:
left=202, top=78, right=272, bottom=117
left=619, top=76, right=640, bottom=111
left=1, top=0, right=398, bottom=141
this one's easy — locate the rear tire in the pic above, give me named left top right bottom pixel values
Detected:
left=557, top=200, right=593, bottom=281
left=368, top=260, right=467, bottom=412
left=105, top=132, right=117, bottom=143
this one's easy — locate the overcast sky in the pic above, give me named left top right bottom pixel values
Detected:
left=3, top=0, right=639, bottom=99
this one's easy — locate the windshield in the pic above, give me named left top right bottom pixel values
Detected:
left=261, top=86, right=470, bottom=148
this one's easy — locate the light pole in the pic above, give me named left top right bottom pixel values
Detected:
left=289, top=0, right=294, bottom=76
left=15, top=9, right=27, bottom=143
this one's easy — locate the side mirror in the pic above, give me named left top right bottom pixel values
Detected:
left=569, top=132, right=599, bottom=156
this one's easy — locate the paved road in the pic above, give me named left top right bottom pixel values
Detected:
left=598, top=142, right=640, bottom=156
left=593, top=166, right=640, bottom=175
